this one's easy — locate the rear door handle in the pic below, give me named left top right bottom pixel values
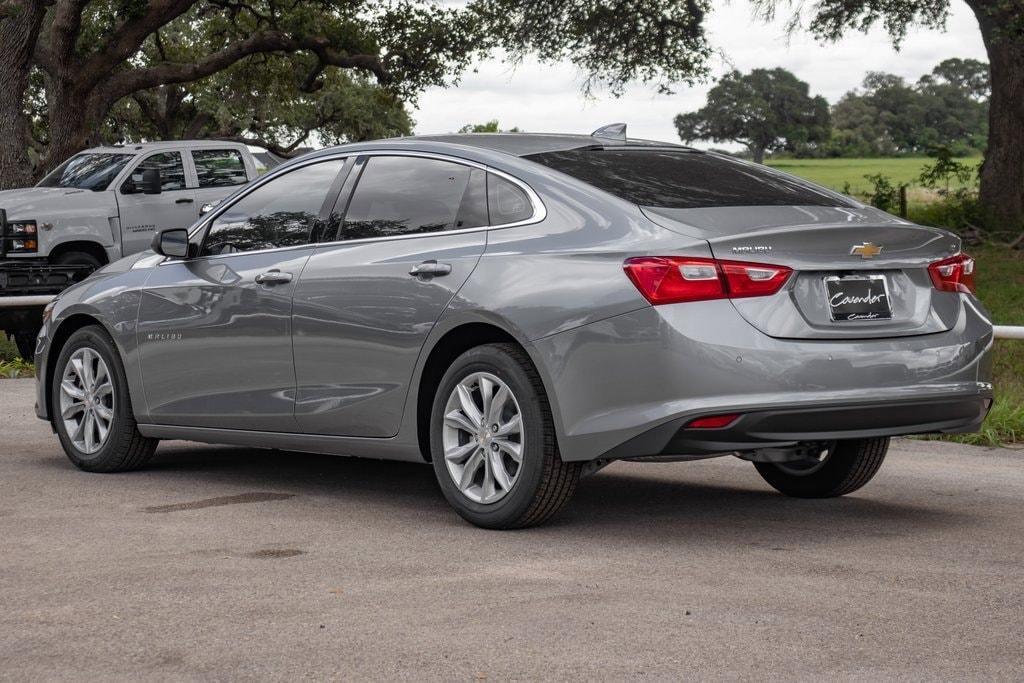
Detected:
left=254, top=269, right=293, bottom=285
left=409, top=260, right=452, bottom=277
left=175, top=198, right=194, bottom=204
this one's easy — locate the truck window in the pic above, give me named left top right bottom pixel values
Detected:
left=202, top=160, right=345, bottom=256
left=193, top=150, right=248, bottom=188
left=37, top=153, right=133, bottom=191
left=128, top=152, right=187, bottom=192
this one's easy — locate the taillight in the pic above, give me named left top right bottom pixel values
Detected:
left=623, top=256, right=792, bottom=305
left=928, top=253, right=975, bottom=294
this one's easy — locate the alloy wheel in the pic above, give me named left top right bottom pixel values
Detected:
left=59, top=347, right=115, bottom=454
left=441, top=371, right=524, bottom=504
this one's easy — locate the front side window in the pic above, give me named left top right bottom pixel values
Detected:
left=202, top=160, right=344, bottom=256
left=193, top=149, right=248, bottom=188
left=37, top=153, right=133, bottom=191
left=128, top=152, right=187, bottom=192
left=340, top=156, right=487, bottom=241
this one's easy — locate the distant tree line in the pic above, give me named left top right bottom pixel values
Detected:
left=676, top=58, right=990, bottom=162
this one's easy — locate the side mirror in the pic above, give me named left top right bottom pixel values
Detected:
left=151, top=228, right=190, bottom=258
left=142, top=168, right=162, bottom=195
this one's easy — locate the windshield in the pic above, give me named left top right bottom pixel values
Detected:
left=524, top=148, right=856, bottom=209
left=37, top=153, right=134, bottom=191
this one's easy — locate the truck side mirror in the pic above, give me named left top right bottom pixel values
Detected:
left=142, top=168, right=162, bottom=195
left=151, top=228, right=190, bottom=258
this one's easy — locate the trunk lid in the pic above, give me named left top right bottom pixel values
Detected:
left=642, top=205, right=964, bottom=339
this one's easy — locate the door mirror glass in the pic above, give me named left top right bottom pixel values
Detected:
left=151, top=228, right=190, bottom=258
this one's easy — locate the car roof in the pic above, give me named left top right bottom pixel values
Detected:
left=81, top=140, right=250, bottom=155
left=398, top=133, right=689, bottom=157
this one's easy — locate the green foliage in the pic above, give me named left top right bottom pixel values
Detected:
left=862, top=173, right=903, bottom=212
left=0, top=337, right=34, bottom=378
left=674, top=67, right=830, bottom=163
left=919, top=146, right=977, bottom=192
left=457, top=120, right=522, bottom=134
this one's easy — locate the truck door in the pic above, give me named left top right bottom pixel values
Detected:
left=115, top=151, right=197, bottom=256
left=189, top=148, right=252, bottom=211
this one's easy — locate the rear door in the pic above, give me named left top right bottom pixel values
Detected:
left=137, top=157, right=347, bottom=431
left=292, top=153, right=489, bottom=437
left=115, top=151, right=197, bottom=255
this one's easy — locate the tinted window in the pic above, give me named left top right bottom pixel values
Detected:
left=488, top=174, right=533, bottom=224
left=193, top=149, right=248, bottom=188
left=202, top=160, right=344, bottom=256
left=340, top=156, right=484, bottom=240
left=524, top=149, right=855, bottom=209
left=125, top=152, right=187, bottom=192
left=37, top=153, right=133, bottom=191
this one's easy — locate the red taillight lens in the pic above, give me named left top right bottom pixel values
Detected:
left=686, top=413, right=740, bottom=429
left=928, top=253, right=975, bottom=294
left=623, top=256, right=792, bottom=305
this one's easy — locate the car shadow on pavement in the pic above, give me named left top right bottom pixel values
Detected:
left=103, top=441, right=973, bottom=545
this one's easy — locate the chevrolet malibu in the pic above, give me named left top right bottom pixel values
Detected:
left=34, top=129, right=994, bottom=529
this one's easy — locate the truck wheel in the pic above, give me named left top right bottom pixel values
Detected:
left=51, top=325, right=158, bottom=472
left=52, top=250, right=102, bottom=283
left=430, top=343, right=581, bottom=529
left=13, top=331, right=38, bottom=361
left=754, top=438, right=889, bottom=498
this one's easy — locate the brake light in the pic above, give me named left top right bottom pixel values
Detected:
left=928, top=253, right=975, bottom=294
left=623, top=256, right=792, bottom=305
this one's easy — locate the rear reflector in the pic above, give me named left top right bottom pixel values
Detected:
left=686, top=413, right=740, bottom=429
left=623, top=256, right=792, bottom=305
left=928, top=253, right=975, bottom=294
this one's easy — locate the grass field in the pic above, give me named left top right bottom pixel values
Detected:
left=767, top=156, right=983, bottom=196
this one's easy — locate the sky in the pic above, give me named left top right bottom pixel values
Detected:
left=411, top=2, right=988, bottom=146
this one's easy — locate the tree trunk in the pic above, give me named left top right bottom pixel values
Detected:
left=34, top=85, right=110, bottom=181
left=0, top=0, right=47, bottom=189
left=969, top=0, right=1024, bottom=234
left=750, top=146, right=766, bottom=164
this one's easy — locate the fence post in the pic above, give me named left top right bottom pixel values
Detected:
left=898, top=185, right=908, bottom=218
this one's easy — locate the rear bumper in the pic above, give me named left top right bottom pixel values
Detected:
left=532, top=297, right=994, bottom=462
left=600, top=392, right=992, bottom=459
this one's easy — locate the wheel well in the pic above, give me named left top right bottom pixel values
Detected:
left=416, top=323, right=523, bottom=461
left=49, top=241, right=109, bottom=265
left=45, top=314, right=104, bottom=419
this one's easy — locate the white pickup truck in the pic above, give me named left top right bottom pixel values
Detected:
left=0, top=140, right=260, bottom=358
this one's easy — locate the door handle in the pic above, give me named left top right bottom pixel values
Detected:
left=408, top=260, right=452, bottom=277
left=175, top=198, right=194, bottom=204
left=254, top=269, right=293, bottom=285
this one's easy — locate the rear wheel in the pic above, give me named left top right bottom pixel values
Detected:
left=430, top=343, right=581, bottom=529
left=753, top=438, right=889, bottom=498
left=52, top=325, right=158, bottom=472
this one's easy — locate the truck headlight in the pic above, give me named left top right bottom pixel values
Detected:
left=4, top=220, right=38, bottom=252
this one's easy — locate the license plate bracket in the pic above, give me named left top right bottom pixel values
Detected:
left=824, top=274, right=892, bottom=322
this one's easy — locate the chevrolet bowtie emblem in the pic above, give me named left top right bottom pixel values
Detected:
left=850, top=242, right=883, bottom=259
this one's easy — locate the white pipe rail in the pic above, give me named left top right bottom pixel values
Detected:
left=995, top=326, right=1024, bottom=340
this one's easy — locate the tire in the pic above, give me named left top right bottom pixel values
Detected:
left=753, top=438, right=889, bottom=498
left=51, top=325, right=158, bottom=472
left=430, top=343, right=581, bottom=529
left=52, top=250, right=102, bottom=284
left=13, top=330, right=38, bottom=361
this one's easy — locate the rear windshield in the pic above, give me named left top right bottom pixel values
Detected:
left=524, top=148, right=855, bottom=209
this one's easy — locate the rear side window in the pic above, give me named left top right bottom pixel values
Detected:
left=202, top=160, right=344, bottom=255
left=340, top=156, right=486, bottom=240
left=488, top=174, right=533, bottom=224
left=192, top=149, right=248, bottom=188
left=524, top=149, right=854, bottom=209
left=130, top=152, right=187, bottom=192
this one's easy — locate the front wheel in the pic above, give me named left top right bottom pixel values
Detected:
left=52, top=325, right=158, bottom=472
left=753, top=438, right=889, bottom=498
left=430, top=343, right=581, bottom=529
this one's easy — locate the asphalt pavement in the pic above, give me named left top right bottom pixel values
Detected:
left=1, top=378, right=1022, bottom=680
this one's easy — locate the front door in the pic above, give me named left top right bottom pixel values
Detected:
left=136, top=158, right=347, bottom=431
left=292, top=154, right=490, bottom=437
left=115, top=151, right=197, bottom=255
